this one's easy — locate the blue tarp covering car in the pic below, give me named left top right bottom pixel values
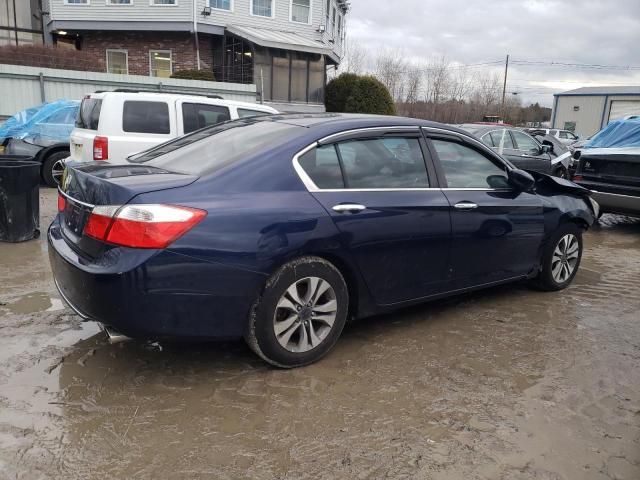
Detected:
left=1, top=101, right=80, bottom=187
left=0, top=101, right=79, bottom=145
left=585, top=116, right=640, bottom=148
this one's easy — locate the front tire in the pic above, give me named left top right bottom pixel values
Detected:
left=42, top=151, right=68, bottom=187
left=245, top=257, right=349, bottom=368
left=533, top=224, right=583, bottom=291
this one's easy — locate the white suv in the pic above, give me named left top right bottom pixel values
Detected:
left=69, top=91, right=278, bottom=164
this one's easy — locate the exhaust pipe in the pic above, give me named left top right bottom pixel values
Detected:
left=102, top=324, right=132, bottom=345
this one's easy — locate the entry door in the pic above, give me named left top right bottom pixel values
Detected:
left=427, top=136, right=545, bottom=289
left=296, top=132, right=452, bottom=305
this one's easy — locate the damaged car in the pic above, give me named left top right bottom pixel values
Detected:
left=49, top=114, right=597, bottom=368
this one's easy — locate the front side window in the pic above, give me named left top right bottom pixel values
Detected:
left=336, top=137, right=429, bottom=189
left=149, top=50, right=172, bottom=77
left=291, top=0, right=310, bottom=23
left=511, top=130, right=540, bottom=153
left=123, top=101, right=170, bottom=134
left=252, top=0, right=273, bottom=17
left=298, top=144, right=344, bottom=189
left=431, top=139, right=509, bottom=189
left=106, top=50, right=128, bottom=74
left=210, top=0, right=231, bottom=9
left=182, top=103, right=231, bottom=133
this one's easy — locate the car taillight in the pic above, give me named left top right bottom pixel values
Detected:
left=57, top=192, right=66, bottom=212
left=573, top=174, right=583, bottom=182
left=83, top=204, right=207, bottom=249
left=93, top=136, right=109, bottom=160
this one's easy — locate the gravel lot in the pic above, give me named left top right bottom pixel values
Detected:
left=1, top=187, right=639, bottom=480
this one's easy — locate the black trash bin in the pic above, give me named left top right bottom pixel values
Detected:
left=0, top=156, right=41, bottom=242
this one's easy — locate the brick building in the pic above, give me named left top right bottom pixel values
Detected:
left=24, top=0, right=349, bottom=110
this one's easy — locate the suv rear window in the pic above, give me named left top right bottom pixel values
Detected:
left=123, top=101, right=170, bottom=134
left=182, top=103, right=230, bottom=134
left=129, top=119, right=300, bottom=175
left=76, top=98, right=102, bottom=130
left=237, top=108, right=270, bottom=119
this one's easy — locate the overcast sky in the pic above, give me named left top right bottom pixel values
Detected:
left=346, top=0, right=640, bottom=106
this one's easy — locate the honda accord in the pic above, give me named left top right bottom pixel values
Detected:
left=49, top=114, right=598, bottom=367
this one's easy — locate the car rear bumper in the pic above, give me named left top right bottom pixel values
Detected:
left=590, top=190, right=640, bottom=216
left=48, top=219, right=267, bottom=340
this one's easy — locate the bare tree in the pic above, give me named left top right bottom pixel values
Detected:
left=403, top=63, right=423, bottom=117
left=424, top=56, right=450, bottom=119
left=374, top=48, right=407, bottom=102
left=342, top=38, right=368, bottom=75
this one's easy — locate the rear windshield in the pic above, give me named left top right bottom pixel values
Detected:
left=76, top=98, right=102, bottom=130
left=128, top=119, right=301, bottom=175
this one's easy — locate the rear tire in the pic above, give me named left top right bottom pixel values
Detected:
left=42, top=151, right=68, bottom=187
left=245, top=256, right=349, bottom=368
left=532, top=224, right=583, bottom=291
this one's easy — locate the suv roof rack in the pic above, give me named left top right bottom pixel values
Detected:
left=92, top=89, right=223, bottom=100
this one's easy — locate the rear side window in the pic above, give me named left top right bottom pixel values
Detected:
left=123, top=101, right=170, bottom=134
left=336, top=137, right=429, bottom=189
left=76, top=98, right=102, bottom=130
left=237, top=108, right=270, bottom=119
left=182, top=103, right=231, bottom=133
left=511, top=130, right=540, bottom=153
left=298, top=145, right=344, bottom=189
left=484, top=130, right=514, bottom=149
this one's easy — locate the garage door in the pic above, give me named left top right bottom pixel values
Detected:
left=609, top=100, right=640, bottom=122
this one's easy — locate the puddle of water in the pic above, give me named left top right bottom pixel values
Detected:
left=0, top=292, right=65, bottom=317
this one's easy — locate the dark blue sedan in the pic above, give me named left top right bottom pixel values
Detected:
left=49, top=114, right=597, bottom=367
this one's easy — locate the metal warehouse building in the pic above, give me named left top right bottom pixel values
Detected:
left=551, top=86, right=640, bottom=137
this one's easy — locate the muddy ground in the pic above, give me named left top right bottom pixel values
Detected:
left=0, top=187, right=639, bottom=480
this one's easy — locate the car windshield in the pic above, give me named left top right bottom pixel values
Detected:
left=128, top=118, right=301, bottom=175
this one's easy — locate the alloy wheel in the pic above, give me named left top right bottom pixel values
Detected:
left=52, top=159, right=65, bottom=185
left=551, top=234, right=579, bottom=283
left=273, top=276, right=337, bottom=353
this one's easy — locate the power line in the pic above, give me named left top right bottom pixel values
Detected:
left=511, top=59, right=640, bottom=71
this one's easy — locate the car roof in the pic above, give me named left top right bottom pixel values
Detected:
left=88, top=91, right=277, bottom=111
left=260, top=113, right=474, bottom=137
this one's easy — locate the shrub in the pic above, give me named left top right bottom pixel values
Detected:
left=171, top=69, right=216, bottom=81
left=325, top=73, right=395, bottom=115
left=344, top=75, right=396, bottom=115
left=325, top=73, right=360, bottom=112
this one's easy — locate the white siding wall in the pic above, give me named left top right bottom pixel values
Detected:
left=50, top=0, right=345, bottom=59
left=553, top=94, right=640, bottom=137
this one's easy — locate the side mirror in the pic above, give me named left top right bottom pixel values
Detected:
left=508, top=169, right=535, bottom=192
left=541, top=144, right=552, bottom=154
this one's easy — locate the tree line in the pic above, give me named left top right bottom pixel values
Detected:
left=335, top=42, right=551, bottom=126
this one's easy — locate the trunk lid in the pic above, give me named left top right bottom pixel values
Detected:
left=59, top=163, right=198, bottom=256
left=578, top=151, right=640, bottom=189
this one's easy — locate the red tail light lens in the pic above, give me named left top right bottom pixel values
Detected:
left=573, top=174, right=583, bottom=182
left=93, top=136, right=109, bottom=160
left=57, top=192, right=66, bottom=212
left=83, top=204, right=206, bottom=249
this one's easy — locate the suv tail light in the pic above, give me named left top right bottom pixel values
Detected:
left=83, top=204, right=207, bottom=249
left=572, top=174, right=583, bottom=182
left=93, top=136, right=109, bottom=160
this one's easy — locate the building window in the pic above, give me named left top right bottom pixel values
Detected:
left=151, top=0, right=177, bottom=4
left=251, top=0, right=273, bottom=17
left=149, top=50, right=172, bottom=77
left=210, top=0, right=231, bottom=10
left=106, top=50, right=128, bottom=74
left=331, top=6, right=336, bottom=33
left=291, top=0, right=310, bottom=23
left=64, top=0, right=89, bottom=4
left=107, top=0, right=132, bottom=4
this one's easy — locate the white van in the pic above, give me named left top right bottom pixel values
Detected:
left=69, top=91, right=279, bottom=164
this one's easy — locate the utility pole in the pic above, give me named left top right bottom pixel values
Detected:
left=501, top=54, right=509, bottom=122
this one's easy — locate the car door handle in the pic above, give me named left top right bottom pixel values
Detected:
left=454, top=202, right=478, bottom=210
left=332, top=204, right=366, bottom=213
